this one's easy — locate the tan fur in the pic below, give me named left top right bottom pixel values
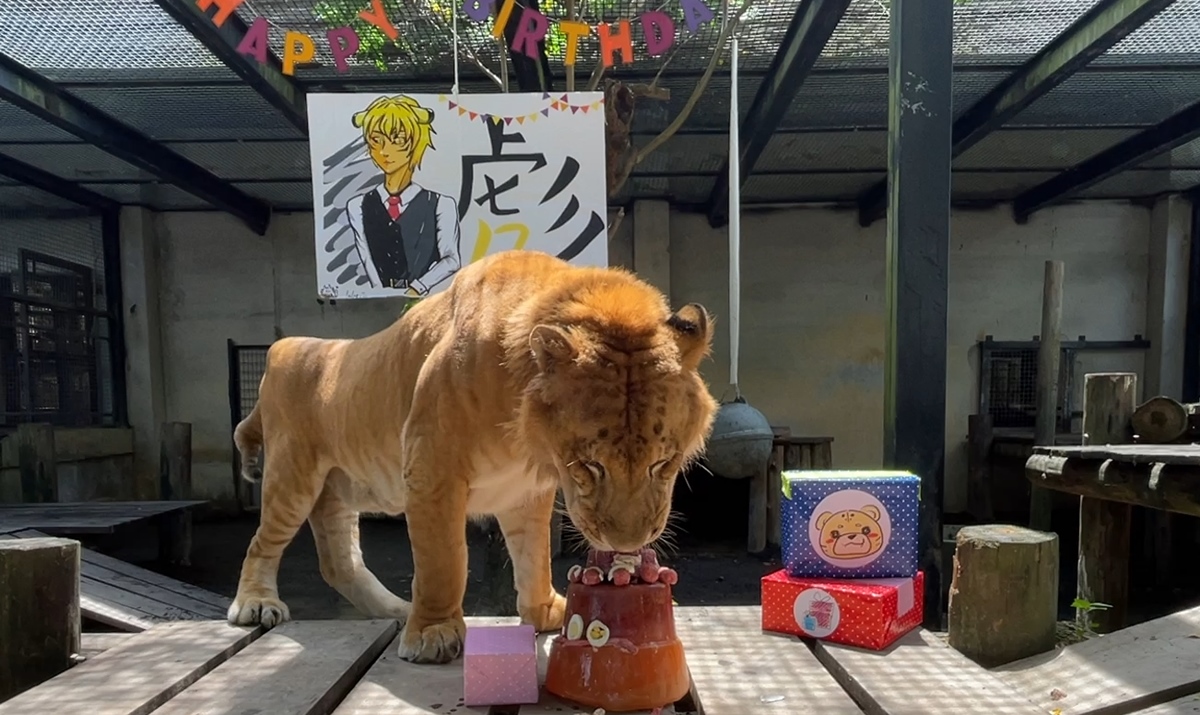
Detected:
left=229, top=250, right=718, bottom=664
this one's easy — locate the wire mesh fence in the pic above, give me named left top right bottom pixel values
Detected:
left=0, top=211, right=116, bottom=430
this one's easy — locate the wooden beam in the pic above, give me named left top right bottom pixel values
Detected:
left=1078, top=372, right=1136, bottom=633
left=1025, top=453, right=1200, bottom=518
left=1030, top=260, right=1064, bottom=530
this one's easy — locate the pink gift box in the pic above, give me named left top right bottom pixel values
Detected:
left=463, top=624, right=539, bottom=706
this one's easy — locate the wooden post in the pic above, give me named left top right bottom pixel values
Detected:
left=158, top=422, right=193, bottom=566
left=1078, top=372, right=1136, bottom=633
left=0, top=537, right=81, bottom=700
left=1030, top=260, right=1064, bottom=531
left=17, top=423, right=57, bottom=504
left=747, top=458, right=768, bottom=554
left=966, top=414, right=995, bottom=522
left=947, top=524, right=1058, bottom=667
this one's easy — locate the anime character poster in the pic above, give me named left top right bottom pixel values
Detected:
left=308, top=92, right=608, bottom=300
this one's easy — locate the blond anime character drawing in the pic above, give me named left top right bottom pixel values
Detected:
left=344, top=95, right=462, bottom=296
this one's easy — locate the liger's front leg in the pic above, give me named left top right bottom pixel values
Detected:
left=495, top=487, right=567, bottom=632
left=398, top=448, right=470, bottom=664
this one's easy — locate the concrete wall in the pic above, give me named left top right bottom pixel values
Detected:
left=128, top=200, right=1154, bottom=511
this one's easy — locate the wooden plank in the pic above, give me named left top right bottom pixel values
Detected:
left=1033, top=444, right=1200, bottom=466
left=9, top=529, right=229, bottom=628
left=333, top=617, right=515, bottom=715
left=1136, top=695, right=1200, bottom=714
left=1025, top=454, right=1200, bottom=519
left=1031, top=259, right=1064, bottom=531
left=81, top=576, right=212, bottom=625
left=676, top=606, right=862, bottom=715
left=154, top=619, right=398, bottom=715
left=0, top=502, right=205, bottom=535
left=993, top=604, right=1200, bottom=715
left=812, top=629, right=1045, bottom=715
left=0, top=621, right=263, bottom=715
left=79, top=633, right=136, bottom=659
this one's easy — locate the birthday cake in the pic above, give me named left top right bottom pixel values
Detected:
left=543, top=548, right=690, bottom=713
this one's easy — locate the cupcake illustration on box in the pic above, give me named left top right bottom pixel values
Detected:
left=781, top=470, right=919, bottom=579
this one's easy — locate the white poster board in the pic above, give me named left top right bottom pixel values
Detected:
left=308, top=91, right=608, bottom=300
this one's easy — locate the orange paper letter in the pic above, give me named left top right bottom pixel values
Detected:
left=359, top=0, right=399, bottom=41
left=492, top=0, right=517, bottom=39
left=282, top=31, right=315, bottom=75
left=597, top=20, right=633, bottom=68
left=560, top=20, right=590, bottom=66
left=195, top=0, right=246, bottom=27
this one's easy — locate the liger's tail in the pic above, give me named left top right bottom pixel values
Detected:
left=234, top=403, right=264, bottom=483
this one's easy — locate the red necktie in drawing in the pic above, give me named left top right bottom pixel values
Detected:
left=387, top=195, right=402, bottom=221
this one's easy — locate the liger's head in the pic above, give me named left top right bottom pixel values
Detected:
left=514, top=276, right=718, bottom=554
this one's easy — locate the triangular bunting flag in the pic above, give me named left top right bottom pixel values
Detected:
left=599, top=97, right=606, bottom=105
left=530, top=113, right=538, bottom=122
left=560, top=94, right=568, bottom=102
left=469, top=111, right=478, bottom=120
left=571, top=105, right=579, bottom=114
left=504, top=116, right=514, bottom=125
left=581, top=106, right=589, bottom=113
left=448, top=101, right=457, bottom=110
left=458, top=107, right=467, bottom=116
left=492, top=115, right=503, bottom=124
left=591, top=101, right=601, bottom=110
left=542, top=92, right=550, bottom=99
left=516, top=116, right=525, bottom=124
left=541, top=108, right=550, bottom=116
left=438, top=94, right=446, bottom=102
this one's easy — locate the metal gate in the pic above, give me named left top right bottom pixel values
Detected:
left=227, top=338, right=270, bottom=511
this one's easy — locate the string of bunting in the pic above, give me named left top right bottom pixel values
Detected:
left=196, top=0, right=722, bottom=76
left=439, top=92, right=605, bottom=125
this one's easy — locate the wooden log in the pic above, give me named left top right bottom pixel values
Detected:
left=1133, top=396, right=1200, bottom=444
left=157, top=422, right=193, bottom=566
left=1030, top=260, right=1064, bottom=531
left=966, top=414, right=996, bottom=522
left=17, top=423, right=57, bottom=504
left=0, top=537, right=81, bottom=701
left=1078, top=372, right=1136, bottom=633
left=947, top=524, right=1058, bottom=667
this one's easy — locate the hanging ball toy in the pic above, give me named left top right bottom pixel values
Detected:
left=703, top=396, right=774, bottom=480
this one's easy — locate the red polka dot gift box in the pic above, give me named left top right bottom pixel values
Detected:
left=761, top=569, right=925, bottom=651
left=781, top=470, right=920, bottom=579
left=463, top=623, right=539, bottom=707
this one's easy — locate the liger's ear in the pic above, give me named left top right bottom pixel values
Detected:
left=529, top=324, right=577, bottom=372
left=667, top=303, right=714, bottom=371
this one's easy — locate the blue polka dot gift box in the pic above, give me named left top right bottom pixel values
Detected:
left=761, top=569, right=925, bottom=651
left=780, top=470, right=919, bottom=579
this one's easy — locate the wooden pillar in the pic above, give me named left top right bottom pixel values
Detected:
left=947, top=524, right=1058, bottom=667
left=0, top=537, right=81, bottom=700
left=1078, top=372, right=1136, bottom=633
left=966, top=414, right=995, bottom=522
left=17, top=423, right=57, bottom=504
left=157, top=422, right=193, bottom=566
left=747, top=458, right=769, bottom=554
left=1030, top=260, right=1064, bottom=531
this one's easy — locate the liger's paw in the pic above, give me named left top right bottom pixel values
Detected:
left=397, top=618, right=466, bottom=664
left=521, top=591, right=567, bottom=632
left=227, top=595, right=291, bottom=628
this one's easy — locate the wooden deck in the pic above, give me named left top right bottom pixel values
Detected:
left=5, top=603, right=1199, bottom=715
left=0, top=501, right=206, bottom=535
left=0, top=529, right=230, bottom=631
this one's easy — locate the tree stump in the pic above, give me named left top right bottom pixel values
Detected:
left=0, top=537, right=81, bottom=700
left=947, top=524, right=1058, bottom=668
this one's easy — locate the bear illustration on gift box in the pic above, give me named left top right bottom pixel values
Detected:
left=762, top=470, right=924, bottom=651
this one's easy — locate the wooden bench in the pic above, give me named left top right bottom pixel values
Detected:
left=0, top=605, right=1069, bottom=715
left=0, top=529, right=229, bottom=631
